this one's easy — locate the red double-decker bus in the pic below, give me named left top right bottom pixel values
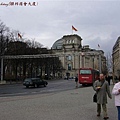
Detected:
left=78, top=68, right=99, bottom=86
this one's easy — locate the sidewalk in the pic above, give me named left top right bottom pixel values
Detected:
left=0, top=80, right=22, bottom=85
left=49, top=85, right=117, bottom=120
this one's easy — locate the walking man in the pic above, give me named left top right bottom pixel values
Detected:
left=105, top=75, right=111, bottom=85
left=93, top=73, right=112, bottom=119
left=75, top=75, right=78, bottom=88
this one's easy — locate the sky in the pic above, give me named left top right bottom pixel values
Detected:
left=0, top=0, right=120, bottom=56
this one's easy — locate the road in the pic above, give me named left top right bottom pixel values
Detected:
left=0, top=79, right=118, bottom=120
left=0, top=79, right=76, bottom=97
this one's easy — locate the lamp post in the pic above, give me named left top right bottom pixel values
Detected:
left=99, top=53, right=102, bottom=73
left=92, top=55, right=95, bottom=69
left=0, top=57, right=3, bottom=81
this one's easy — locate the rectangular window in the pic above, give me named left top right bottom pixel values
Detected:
left=80, top=70, right=91, bottom=74
left=67, top=55, right=72, bottom=60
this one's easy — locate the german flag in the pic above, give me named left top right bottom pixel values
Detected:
left=98, top=44, right=100, bottom=48
left=72, top=25, right=78, bottom=31
left=18, top=33, right=22, bottom=39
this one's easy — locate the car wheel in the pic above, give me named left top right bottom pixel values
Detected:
left=34, top=84, right=37, bottom=88
left=44, top=84, right=46, bottom=87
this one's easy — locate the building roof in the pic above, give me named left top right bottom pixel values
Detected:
left=113, top=36, right=120, bottom=50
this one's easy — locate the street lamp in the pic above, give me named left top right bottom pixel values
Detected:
left=99, top=52, right=102, bottom=73
left=92, top=55, right=95, bottom=69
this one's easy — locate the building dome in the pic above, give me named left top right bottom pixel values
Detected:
left=52, top=34, right=82, bottom=50
left=52, top=38, right=63, bottom=49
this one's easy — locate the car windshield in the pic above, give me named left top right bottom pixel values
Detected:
left=24, top=78, right=31, bottom=82
left=24, top=78, right=41, bottom=81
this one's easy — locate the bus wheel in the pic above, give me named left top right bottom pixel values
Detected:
left=82, top=84, right=88, bottom=87
left=82, top=84, right=85, bottom=87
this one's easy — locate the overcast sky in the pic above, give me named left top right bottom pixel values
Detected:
left=0, top=0, right=120, bottom=56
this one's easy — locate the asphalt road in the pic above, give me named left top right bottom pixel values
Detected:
left=0, top=79, right=118, bottom=120
left=0, top=79, right=76, bottom=97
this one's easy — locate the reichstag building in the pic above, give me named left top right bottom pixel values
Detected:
left=51, top=34, right=106, bottom=78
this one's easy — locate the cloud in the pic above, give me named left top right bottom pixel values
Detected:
left=0, top=0, right=120, bottom=55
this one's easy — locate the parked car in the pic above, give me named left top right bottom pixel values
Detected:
left=23, top=78, right=48, bottom=88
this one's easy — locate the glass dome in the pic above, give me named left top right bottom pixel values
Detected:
left=52, top=38, right=63, bottom=49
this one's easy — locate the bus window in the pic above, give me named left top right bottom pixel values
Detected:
left=80, top=70, right=91, bottom=74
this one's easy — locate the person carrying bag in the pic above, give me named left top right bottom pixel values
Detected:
left=93, top=81, right=104, bottom=103
left=93, top=73, right=112, bottom=120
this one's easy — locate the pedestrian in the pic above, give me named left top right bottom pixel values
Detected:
left=119, top=76, right=120, bottom=81
left=112, top=78, right=120, bottom=120
left=93, top=73, right=112, bottom=119
left=75, top=76, right=78, bottom=88
left=105, top=75, right=111, bottom=85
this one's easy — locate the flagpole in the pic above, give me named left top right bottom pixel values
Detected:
left=98, top=44, right=100, bottom=50
left=72, top=25, right=73, bottom=35
left=72, top=29, right=73, bottom=34
left=97, top=44, right=101, bottom=73
left=98, top=47, right=99, bottom=50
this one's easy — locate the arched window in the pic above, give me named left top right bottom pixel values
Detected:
left=66, top=40, right=69, bottom=44
left=68, top=63, right=72, bottom=70
left=68, top=40, right=70, bottom=43
left=72, top=40, right=75, bottom=43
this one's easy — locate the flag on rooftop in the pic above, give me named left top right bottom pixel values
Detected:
left=18, top=33, right=22, bottom=39
left=98, top=44, right=100, bottom=48
left=72, top=25, right=78, bottom=31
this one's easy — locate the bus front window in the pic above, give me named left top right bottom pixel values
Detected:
left=80, top=70, right=91, bottom=74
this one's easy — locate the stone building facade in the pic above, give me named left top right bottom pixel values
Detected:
left=51, top=34, right=107, bottom=78
left=112, top=37, right=120, bottom=78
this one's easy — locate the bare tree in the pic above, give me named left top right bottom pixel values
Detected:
left=0, top=20, right=10, bottom=55
left=26, top=38, right=43, bottom=48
